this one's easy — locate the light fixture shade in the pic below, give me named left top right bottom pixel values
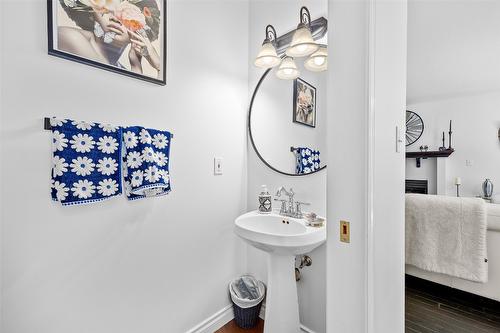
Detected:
left=304, top=46, right=328, bottom=72
left=254, top=40, right=281, bottom=69
left=276, top=57, right=300, bottom=80
left=286, top=24, right=319, bottom=58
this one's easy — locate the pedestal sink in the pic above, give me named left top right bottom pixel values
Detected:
left=234, top=211, right=326, bottom=333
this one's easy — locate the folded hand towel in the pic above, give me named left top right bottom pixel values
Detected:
left=122, top=126, right=172, bottom=200
left=50, top=118, right=122, bottom=206
left=295, top=147, right=320, bottom=174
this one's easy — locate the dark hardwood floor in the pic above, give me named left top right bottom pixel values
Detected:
left=406, top=276, right=500, bottom=332
left=215, top=319, right=264, bottom=333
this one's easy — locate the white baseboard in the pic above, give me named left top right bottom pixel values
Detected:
left=185, top=304, right=233, bottom=333
left=259, top=303, right=318, bottom=333
left=300, top=324, right=319, bottom=333
left=187, top=302, right=318, bottom=333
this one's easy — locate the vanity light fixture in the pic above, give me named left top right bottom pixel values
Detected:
left=254, top=25, right=281, bottom=69
left=276, top=56, right=300, bottom=80
left=286, top=7, right=319, bottom=58
left=304, top=45, right=328, bottom=72
left=255, top=7, right=326, bottom=79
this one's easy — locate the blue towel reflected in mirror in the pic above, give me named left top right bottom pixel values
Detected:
left=294, top=147, right=320, bottom=175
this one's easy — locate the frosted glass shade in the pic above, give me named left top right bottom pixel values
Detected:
left=276, top=57, right=300, bottom=80
left=304, top=46, right=328, bottom=72
left=254, top=41, right=281, bottom=69
left=286, top=25, right=319, bottom=58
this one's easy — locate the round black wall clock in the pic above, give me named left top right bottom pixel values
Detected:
left=406, top=110, right=424, bottom=146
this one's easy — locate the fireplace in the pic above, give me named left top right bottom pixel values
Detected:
left=406, top=180, right=428, bottom=194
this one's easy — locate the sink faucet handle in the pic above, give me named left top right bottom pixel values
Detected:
left=295, top=201, right=310, bottom=218
left=274, top=198, right=288, bottom=214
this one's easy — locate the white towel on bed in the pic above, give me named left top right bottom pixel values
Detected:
left=406, top=194, right=488, bottom=283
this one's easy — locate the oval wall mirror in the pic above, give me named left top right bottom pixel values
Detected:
left=249, top=53, right=327, bottom=176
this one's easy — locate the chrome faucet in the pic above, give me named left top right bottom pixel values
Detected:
left=275, top=187, right=309, bottom=218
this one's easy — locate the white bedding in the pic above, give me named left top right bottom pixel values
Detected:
left=406, top=194, right=488, bottom=283
left=487, top=203, right=500, bottom=231
left=407, top=201, right=500, bottom=301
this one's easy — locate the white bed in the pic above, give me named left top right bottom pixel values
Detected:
left=406, top=203, right=500, bottom=301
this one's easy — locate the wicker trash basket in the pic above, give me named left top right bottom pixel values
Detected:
left=229, top=277, right=266, bottom=329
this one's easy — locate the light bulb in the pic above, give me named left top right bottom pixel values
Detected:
left=276, top=56, right=300, bottom=80
left=296, top=44, right=307, bottom=53
left=304, top=46, right=328, bottom=72
left=263, top=57, right=273, bottom=64
left=314, top=57, right=325, bottom=66
left=286, top=25, right=319, bottom=58
left=254, top=40, right=281, bottom=69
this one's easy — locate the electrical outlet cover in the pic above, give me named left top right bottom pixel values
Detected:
left=340, top=221, right=350, bottom=243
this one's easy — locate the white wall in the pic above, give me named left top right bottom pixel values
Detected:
left=370, top=2, right=407, bottom=332
left=247, top=1, right=327, bottom=332
left=406, top=0, right=500, bottom=104
left=0, top=1, right=249, bottom=333
left=406, top=93, right=500, bottom=197
left=406, top=1, right=500, bottom=198
left=327, top=1, right=406, bottom=332
left=0, top=1, right=4, bottom=327
left=327, top=2, right=368, bottom=331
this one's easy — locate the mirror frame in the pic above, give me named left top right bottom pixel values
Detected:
left=248, top=66, right=327, bottom=177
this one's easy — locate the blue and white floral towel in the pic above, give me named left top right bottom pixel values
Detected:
left=295, top=147, right=321, bottom=174
left=50, top=118, right=122, bottom=206
left=122, top=126, right=172, bottom=200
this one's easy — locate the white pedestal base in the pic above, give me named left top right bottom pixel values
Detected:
left=264, top=254, right=301, bottom=333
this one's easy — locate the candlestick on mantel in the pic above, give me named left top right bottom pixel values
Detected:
left=440, top=131, right=446, bottom=150
left=455, top=176, right=461, bottom=197
left=448, top=120, right=453, bottom=149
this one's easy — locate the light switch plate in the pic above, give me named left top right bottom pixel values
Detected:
left=396, top=126, right=403, bottom=153
left=214, top=157, right=223, bottom=175
left=340, top=221, right=350, bottom=243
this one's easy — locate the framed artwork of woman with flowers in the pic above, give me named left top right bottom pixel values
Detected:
left=47, top=0, right=166, bottom=85
left=293, top=78, right=316, bottom=128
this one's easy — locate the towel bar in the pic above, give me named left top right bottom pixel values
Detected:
left=43, top=117, right=52, bottom=130
left=43, top=117, right=174, bottom=138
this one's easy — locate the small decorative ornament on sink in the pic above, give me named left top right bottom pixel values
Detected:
left=304, top=212, right=325, bottom=227
left=258, top=185, right=272, bottom=214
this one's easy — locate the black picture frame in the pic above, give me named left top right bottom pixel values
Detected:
left=47, top=0, right=167, bottom=85
left=293, top=78, right=317, bottom=128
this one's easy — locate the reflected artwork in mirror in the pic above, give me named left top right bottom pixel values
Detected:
left=293, top=78, right=316, bottom=128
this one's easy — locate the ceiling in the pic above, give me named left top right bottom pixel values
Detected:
left=407, top=0, right=500, bottom=103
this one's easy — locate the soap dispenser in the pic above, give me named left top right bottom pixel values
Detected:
left=258, top=185, right=272, bottom=214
